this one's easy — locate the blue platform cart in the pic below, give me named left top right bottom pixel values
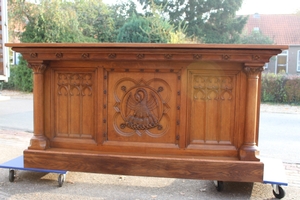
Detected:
left=0, top=155, right=68, bottom=187
left=261, top=157, right=288, bottom=199
left=213, top=157, right=288, bottom=199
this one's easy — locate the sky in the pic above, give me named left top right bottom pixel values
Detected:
left=237, top=0, right=300, bottom=15
left=103, top=0, right=300, bottom=15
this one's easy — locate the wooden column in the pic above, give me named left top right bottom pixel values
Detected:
left=239, top=63, right=264, bottom=161
left=28, top=61, right=49, bottom=150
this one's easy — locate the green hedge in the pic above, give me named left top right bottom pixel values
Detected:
left=3, top=57, right=33, bottom=92
left=261, top=73, right=300, bottom=104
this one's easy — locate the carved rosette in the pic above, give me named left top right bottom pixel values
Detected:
left=136, top=54, right=145, bottom=59
left=193, top=54, right=202, bottom=60
left=30, top=53, right=38, bottom=58
left=108, top=53, right=117, bottom=59
left=222, top=55, right=231, bottom=60
left=164, top=54, right=173, bottom=60
left=82, top=53, right=90, bottom=59
left=113, top=78, right=171, bottom=137
left=28, top=63, right=47, bottom=74
left=55, top=53, right=63, bottom=58
left=252, top=55, right=260, bottom=61
left=244, top=67, right=264, bottom=79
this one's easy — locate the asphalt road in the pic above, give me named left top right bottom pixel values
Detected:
left=0, top=98, right=33, bottom=132
left=259, top=112, right=300, bottom=164
left=1, top=96, right=300, bottom=199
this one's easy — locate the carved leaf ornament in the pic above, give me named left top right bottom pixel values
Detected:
left=113, top=78, right=171, bottom=137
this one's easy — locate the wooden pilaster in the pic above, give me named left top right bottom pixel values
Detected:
left=27, top=61, right=49, bottom=150
left=239, top=63, right=264, bottom=161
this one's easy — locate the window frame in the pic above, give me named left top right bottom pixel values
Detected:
left=275, top=50, right=288, bottom=74
left=297, top=50, right=300, bottom=72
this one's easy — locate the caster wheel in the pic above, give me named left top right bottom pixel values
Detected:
left=273, top=186, right=285, bottom=199
left=58, top=174, right=65, bottom=187
left=9, top=170, right=15, bottom=182
left=214, top=181, right=224, bottom=192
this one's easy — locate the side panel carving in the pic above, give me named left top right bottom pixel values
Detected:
left=55, top=72, right=95, bottom=139
left=107, top=71, right=178, bottom=144
left=187, top=68, right=240, bottom=149
left=114, top=78, right=170, bottom=138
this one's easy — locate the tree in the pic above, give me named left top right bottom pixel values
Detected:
left=138, top=0, right=247, bottom=43
left=109, top=0, right=140, bottom=33
left=117, top=15, right=151, bottom=43
left=8, top=0, right=116, bottom=43
left=19, top=0, right=97, bottom=43
left=72, top=0, right=115, bottom=42
left=117, top=13, right=172, bottom=43
left=116, top=2, right=174, bottom=43
left=239, top=31, right=274, bottom=44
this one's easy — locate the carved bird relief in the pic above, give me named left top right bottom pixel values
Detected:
left=124, top=88, right=160, bottom=130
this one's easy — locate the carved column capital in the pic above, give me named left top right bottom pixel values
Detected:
left=244, top=66, right=264, bottom=79
left=28, top=62, right=48, bottom=74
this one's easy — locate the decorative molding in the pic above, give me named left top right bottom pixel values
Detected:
left=222, top=55, right=231, bottom=60
left=82, top=53, right=90, bottom=59
left=28, top=63, right=47, bottom=74
left=164, top=54, right=173, bottom=60
left=252, top=55, right=260, bottom=61
left=193, top=76, right=234, bottom=101
left=55, top=53, right=63, bottom=58
left=30, top=53, right=38, bottom=58
left=193, top=54, right=202, bottom=60
left=136, top=54, right=145, bottom=59
left=108, top=53, right=117, bottom=59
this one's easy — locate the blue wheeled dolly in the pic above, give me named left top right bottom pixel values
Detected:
left=261, top=157, right=288, bottom=199
left=0, top=155, right=68, bottom=187
left=213, top=157, right=288, bottom=199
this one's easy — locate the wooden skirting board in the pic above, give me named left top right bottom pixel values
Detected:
left=24, top=149, right=264, bottom=183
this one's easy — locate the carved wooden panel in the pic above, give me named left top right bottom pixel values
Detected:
left=106, top=68, right=180, bottom=145
left=53, top=71, right=95, bottom=139
left=187, top=64, right=241, bottom=150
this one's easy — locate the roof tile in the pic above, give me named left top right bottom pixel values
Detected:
left=244, top=14, right=300, bottom=45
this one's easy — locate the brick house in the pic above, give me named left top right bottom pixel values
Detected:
left=244, top=13, right=300, bottom=74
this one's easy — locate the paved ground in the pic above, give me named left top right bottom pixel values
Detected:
left=1, top=90, right=300, bottom=199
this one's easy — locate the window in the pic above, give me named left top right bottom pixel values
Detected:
left=264, top=63, right=268, bottom=69
left=276, top=50, right=288, bottom=74
left=297, top=50, right=300, bottom=72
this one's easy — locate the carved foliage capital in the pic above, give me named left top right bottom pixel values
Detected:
left=244, top=66, right=264, bottom=78
left=28, top=62, right=48, bottom=74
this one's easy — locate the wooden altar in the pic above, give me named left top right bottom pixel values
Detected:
left=6, top=43, right=287, bottom=183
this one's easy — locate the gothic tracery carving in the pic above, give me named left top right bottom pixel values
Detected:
left=57, top=73, right=93, bottom=96
left=193, top=76, right=234, bottom=100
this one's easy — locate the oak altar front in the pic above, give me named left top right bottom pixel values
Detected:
left=6, top=43, right=286, bottom=183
